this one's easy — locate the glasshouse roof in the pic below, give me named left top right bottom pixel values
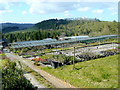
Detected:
left=10, top=35, right=118, bottom=48
left=11, top=38, right=57, bottom=44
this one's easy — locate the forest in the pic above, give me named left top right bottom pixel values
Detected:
left=1, top=23, right=34, bottom=33
left=2, top=18, right=118, bottom=43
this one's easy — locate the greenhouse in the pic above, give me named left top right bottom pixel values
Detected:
left=9, top=35, right=118, bottom=49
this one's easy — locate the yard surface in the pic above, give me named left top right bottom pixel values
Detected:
left=40, top=54, right=119, bottom=88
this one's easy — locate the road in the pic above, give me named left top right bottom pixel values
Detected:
left=6, top=53, right=75, bottom=88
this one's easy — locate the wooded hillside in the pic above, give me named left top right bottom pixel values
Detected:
left=2, top=18, right=118, bottom=43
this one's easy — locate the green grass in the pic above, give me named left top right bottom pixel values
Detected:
left=40, top=54, right=119, bottom=88
left=23, top=65, right=55, bottom=88
left=39, top=54, right=54, bottom=59
left=0, top=59, right=9, bottom=69
left=0, top=54, right=9, bottom=69
left=16, top=60, right=55, bottom=88
left=31, top=71, right=55, bottom=88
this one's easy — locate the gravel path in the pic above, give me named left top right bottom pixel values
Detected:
left=6, top=53, right=75, bottom=88
left=6, top=53, right=46, bottom=88
left=24, top=73, right=45, bottom=88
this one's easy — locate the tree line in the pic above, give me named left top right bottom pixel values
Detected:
left=2, top=19, right=118, bottom=43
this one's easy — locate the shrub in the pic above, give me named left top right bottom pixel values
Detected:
left=77, top=51, right=99, bottom=61
left=1, top=56, right=36, bottom=90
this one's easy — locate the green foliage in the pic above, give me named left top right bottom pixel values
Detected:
left=31, top=71, right=55, bottom=88
left=0, top=53, right=6, bottom=57
left=40, top=54, right=78, bottom=64
left=0, top=55, right=36, bottom=89
left=53, top=54, right=74, bottom=63
left=40, top=54, right=119, bottom=88
left=2, top=19, right=118, bottom=43
left=34, top=19, right=70, bottom=30
left=22, top=55, right=32, bottom=58
left=3, top=26, right=19, bottom=33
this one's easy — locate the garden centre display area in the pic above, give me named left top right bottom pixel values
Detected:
left=10, top=35, right=117, bottom=48
left=8, top=35, right=119, bottom=68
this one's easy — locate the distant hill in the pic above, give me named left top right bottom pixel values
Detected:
left=34, top=18, right=117, bottom=37
left=34, top=18, right=100, bottom=30
left=1, top=23, right=34, bottom=33
left=34, top=19, right=70, bottom=30
left=2, top=18, right=118, bottom=43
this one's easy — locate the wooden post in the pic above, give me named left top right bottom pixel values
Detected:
left=73, top=47, right=75, bottom=70
left=62, top=43, right=64, bottom=52
left=56, top=44, right=59, bottom=67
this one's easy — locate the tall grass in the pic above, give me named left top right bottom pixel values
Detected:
left=40, top=54, right=118, bottom=88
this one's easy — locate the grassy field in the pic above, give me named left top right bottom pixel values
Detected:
left=40, top=54, right=119, bottom=88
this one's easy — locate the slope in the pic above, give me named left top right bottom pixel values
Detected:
left=40, top=54, right=119, bottom=88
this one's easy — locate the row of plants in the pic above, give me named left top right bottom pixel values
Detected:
left=76, top=48, right=119, bottom=61
left=39, top=54, right=79, bottom=65
left=37, top=48, right=119, bottom=68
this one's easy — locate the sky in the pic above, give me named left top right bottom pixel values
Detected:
left=0, top=0, right=119, bottom=24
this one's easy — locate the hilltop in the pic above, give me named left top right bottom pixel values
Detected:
left=1, top=23, right=34, bottom=33
left=2, top=18, right=118, bottom=43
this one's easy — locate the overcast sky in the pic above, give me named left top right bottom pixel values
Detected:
left=0, top=0, right=119, bottom=23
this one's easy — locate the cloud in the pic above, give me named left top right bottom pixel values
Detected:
left=81, top=16, right=88, bottom=19
left=6, top=10, right=13, bottom=13
left=0, top=3, right=13, bottom=14
left=25, top=1, right=77, bottom=14
left=112, top=12, right=117, bottom=15
left=22, top=11, right=27, bottom=15
left=64, top=10, right=72, bottom=16
left=25, top=0, right=120, bottom=2
left=0, top=3, right=9, bottom=10
left=0, top=0, right=25, bottom=3
left=0, top=0, right=118, bottom=15
left=92, top=9, right=104, bottom=14
left=0, top=0, right=24, bottom=14
left=0, top=10, right=13, bottom=14
left=0, top=6, right=7, bottom=10
left=77, top=7, right=91, bottom=12
left=25, top=1, right=117, bottom=15
left=108, top=7, right=114, bottom=10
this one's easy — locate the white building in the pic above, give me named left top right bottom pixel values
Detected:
left=59, top=36, right=89, bottom=40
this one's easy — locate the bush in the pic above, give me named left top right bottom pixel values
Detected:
left=53, top=54, right=79, bottom=65
left=1, top=57, right=36, bottom=89
left=77, top=51, right=99, bottom=61
left=100, top=49, right=119, bottom=57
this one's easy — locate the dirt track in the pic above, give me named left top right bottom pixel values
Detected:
left=24, top=73, right=45, bottom=88
left=6, top=53, right=75, bottom=88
